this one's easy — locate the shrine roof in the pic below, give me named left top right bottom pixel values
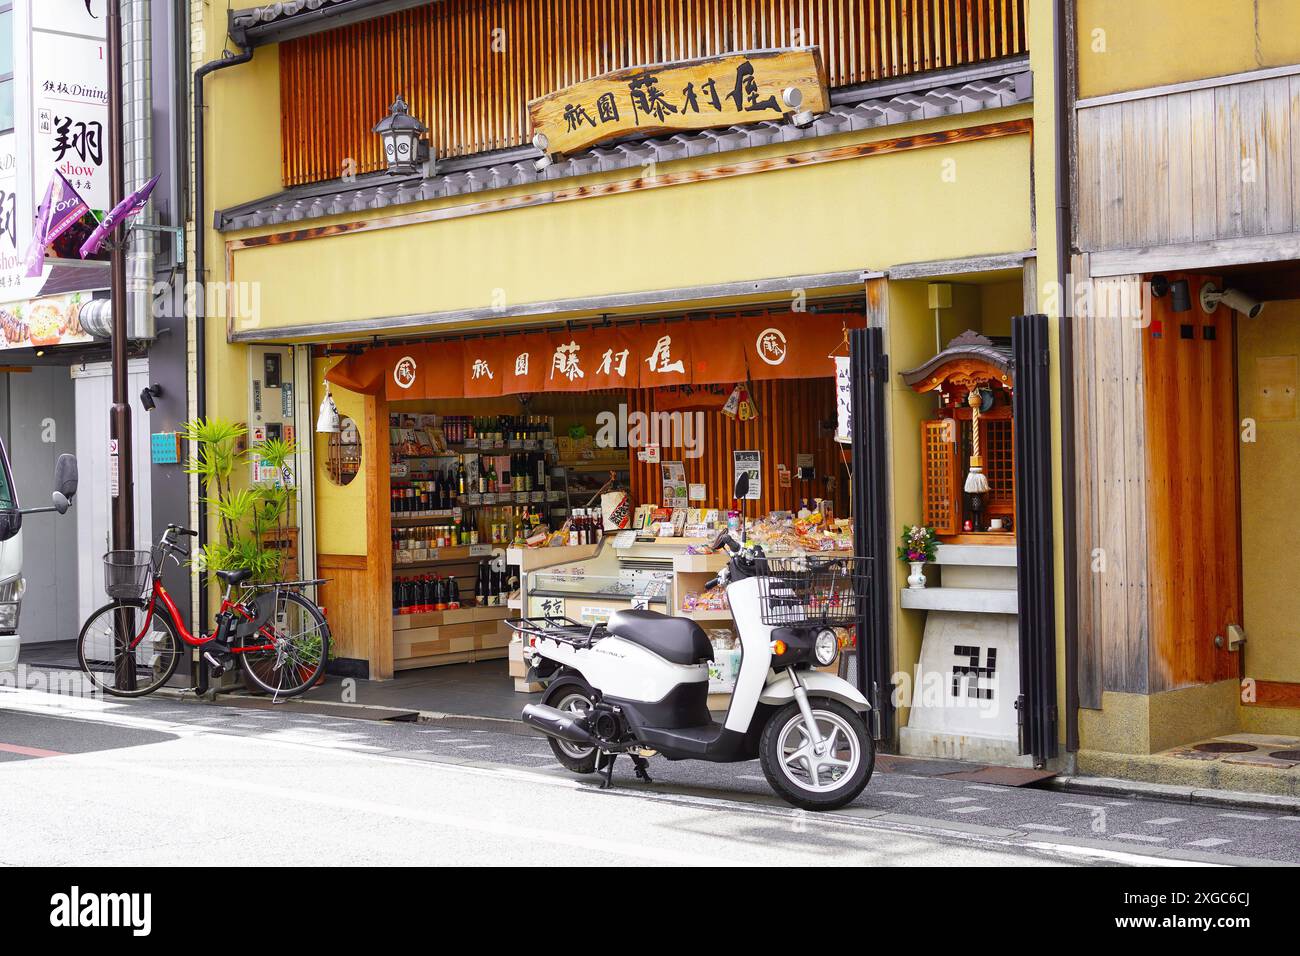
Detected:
left=898, top=330, right=1014, bottom=390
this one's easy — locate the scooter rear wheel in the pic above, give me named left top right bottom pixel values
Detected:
left=760, top=698, right=874, bottom=811
left=542, top=679, right=600, bottom=774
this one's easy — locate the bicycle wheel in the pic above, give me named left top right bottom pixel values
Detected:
left=236, top=590, right=331, bottom=699
left=78, top=599, right=183, bottom=698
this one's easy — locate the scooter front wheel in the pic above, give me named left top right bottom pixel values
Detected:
left=759, top=698, right=874, bottom=811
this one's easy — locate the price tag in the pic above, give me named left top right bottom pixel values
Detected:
left=612, top=530, right=638, bottom=549
left=469, top=543, right=492, bottom=557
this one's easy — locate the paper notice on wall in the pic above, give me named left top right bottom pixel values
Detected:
left=835, top=355, right=853, bottom=444
left=661, top=460, right=687, bottom=508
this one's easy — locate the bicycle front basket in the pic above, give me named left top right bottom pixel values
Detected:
left=103, top=550, right=153, bottom=600
left=755, top=554, right=869, bottom=627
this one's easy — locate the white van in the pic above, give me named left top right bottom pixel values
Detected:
left=0, top=446, right=79, bottom=675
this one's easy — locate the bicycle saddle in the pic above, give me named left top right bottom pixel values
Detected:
left=216, top=568, right=253, bottom=586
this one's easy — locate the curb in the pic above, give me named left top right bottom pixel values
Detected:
left=1052, top=774, right=1300, bottom=813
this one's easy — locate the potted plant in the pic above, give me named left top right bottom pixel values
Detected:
left=897, top=525, right=938, bottom=589
left=181, top=418, right=299, bottom=581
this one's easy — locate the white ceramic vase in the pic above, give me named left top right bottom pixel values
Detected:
left=907, top=561, right=927, bottom=589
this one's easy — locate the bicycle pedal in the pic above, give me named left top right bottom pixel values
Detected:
left=202, top=651, right=228, bottom=676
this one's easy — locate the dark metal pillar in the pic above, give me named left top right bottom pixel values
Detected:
left=849, top=327, right=894, bottom=743
left=107, top=0, right=137, bottom=691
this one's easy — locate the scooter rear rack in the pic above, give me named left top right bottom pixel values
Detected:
left=507, top=615, right=608, bottom=649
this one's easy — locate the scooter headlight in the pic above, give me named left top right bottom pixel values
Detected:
left=814, top=628, right=838, bottom=667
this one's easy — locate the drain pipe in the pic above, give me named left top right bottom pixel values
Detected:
left=193, top=42, right=254, bottom=650
left=1053, top=0, right=1081, bottom=755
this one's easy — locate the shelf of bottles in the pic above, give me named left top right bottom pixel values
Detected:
left=390, top=413, right=564, bottom=548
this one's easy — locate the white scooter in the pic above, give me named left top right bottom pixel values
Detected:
left=520, top=484, right=874, bottom=811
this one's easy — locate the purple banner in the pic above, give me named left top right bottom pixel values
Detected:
left=22, top=172, right=91, bottom=278
left=79, top=174, right=159, bottom=260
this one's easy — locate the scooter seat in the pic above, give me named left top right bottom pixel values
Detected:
left=607, top=609, right=713, bottom=666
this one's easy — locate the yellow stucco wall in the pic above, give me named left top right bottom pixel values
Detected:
left=1077, top=0, right=1300, bottom=98
left=313, top=357, right=370, bottom=556
left=1237, top=300, right=1300, bottom=685
left=222, top=123, right=1033, bottom=338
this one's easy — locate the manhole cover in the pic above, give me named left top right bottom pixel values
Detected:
left=1269, top=750, right=1300, bottom=761
left=1192, top=742, right=1258, bottom=754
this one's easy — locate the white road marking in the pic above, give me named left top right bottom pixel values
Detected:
left=1059, top=802, right=1105, bottom=810
left=1021, top=824, right=1068, bottom=833
left=1186, top=838, right=1232, bottom=848
left=878, top=790, right=921, bottom=798
left=1218, top=812, right=1269, bottom=821
left=937, top=796, right=977, bottom=804
left=1023, top=842, right=1220, bottom=867
left=949, top=806, right=988, bottom=814
left=737, top=775, right=768, bottom=782
left=1143, top=817, right=1185, bottom=826
left=964, top=784, right=1006, bottom=793
left=1112, top=833, right=1167, bottom=844
left=456, top=744, right=492, bottom=750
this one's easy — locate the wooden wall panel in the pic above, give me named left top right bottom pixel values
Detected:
left=626, top=378, right=848, bottom=517
left=1072, top=270, right=1148, bottom=702
left=316, top=390, right=394, bottom=680
left=1076, top=73, right=1300, bottom=253
left=1142, top=274, right=1241, bottom=691
left=279, top=0, right=1029, bottom=186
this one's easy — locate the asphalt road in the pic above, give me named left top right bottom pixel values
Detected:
left=0, top=682, right=1296, bottom=867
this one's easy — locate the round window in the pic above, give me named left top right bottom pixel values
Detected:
left=327, top=416, right=362, bottom=486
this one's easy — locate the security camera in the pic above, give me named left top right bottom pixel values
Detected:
left=140, top=383, right=162, bottom=411
left=1200, top=282, right=1264, bottom=318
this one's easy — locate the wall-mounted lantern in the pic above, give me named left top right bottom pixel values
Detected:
left=373, top=94, right=431, bottom=176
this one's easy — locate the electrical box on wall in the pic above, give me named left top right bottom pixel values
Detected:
left=150, top=432, right=182, bottom=465
left=248, top=346, right=297, bottom=484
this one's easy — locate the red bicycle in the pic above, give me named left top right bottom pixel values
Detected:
left=77, top=524, right=331, bottom=699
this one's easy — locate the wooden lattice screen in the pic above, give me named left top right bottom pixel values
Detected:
left=982, top=416, right=1015, bottom=513
left=921, top=419, right=959, bottom=534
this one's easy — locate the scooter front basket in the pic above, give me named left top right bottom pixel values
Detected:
left=754, top=555, right=869, bottom=627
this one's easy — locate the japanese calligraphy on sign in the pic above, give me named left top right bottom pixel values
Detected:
left=529, top=49, right=828, bottom=156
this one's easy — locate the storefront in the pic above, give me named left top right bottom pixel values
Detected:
left=318, top=302, right=862, bottom=692
left=197, top=0, right=1065, bottom=766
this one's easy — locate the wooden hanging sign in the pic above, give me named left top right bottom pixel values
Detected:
left=528, top=48, right=829, bottom=156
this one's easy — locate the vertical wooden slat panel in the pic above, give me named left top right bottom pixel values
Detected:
left=278, top=0, right=1029, bottom=186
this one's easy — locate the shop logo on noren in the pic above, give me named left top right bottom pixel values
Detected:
left=393, top=355, right=418, bottom=389
left=49, top=886, right=151, bottom=937
left=756, top=328, right=787, bottom=365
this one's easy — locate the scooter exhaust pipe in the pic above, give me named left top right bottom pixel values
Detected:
left=522, top=703, right=598, bottom=747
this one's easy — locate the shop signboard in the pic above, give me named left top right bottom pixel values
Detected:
left=10, top=0, right=111, bottom=283
left=529, top=49, right=829, bottom=156
left=0, top=291, right=95, bottom=351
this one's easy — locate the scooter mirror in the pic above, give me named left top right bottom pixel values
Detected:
left=733, top=471, right=750, bottom=500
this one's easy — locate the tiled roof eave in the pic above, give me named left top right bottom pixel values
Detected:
left=217, top=59, right=1032, bottom=234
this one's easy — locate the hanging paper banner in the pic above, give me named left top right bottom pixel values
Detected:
left=834, top=355, right=853, bottom=444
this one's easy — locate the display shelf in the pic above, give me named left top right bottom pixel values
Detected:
left=672, top=552, right=727, bottom=574
left=679, top=607, right=732, bottom=622
left=899, top=586, right=1018, bottom=614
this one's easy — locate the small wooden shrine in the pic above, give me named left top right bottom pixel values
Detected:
left=900, top=331, right=1015, bottom=542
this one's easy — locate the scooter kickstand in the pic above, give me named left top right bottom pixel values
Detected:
left=597, top=752, right=616, bottom=790
left=630, top=753, right=654, bottom=784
